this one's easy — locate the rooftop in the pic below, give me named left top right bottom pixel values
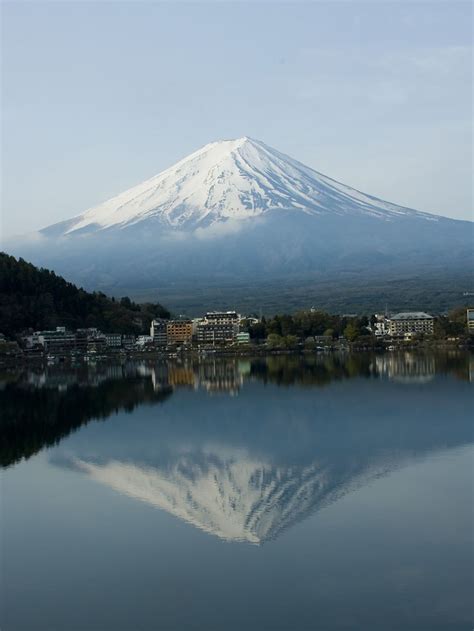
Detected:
left=390, top=312, right=434, bottom=320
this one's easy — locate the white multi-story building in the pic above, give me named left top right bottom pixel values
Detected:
left=196, top=311, right=240, bottom=344
left=373, top=314, right=388, bottom=337
left=25, top=326, right=76, bottom=352
left=387, top=312, right=434, bottom=337
left=150, top=318, right=168, bottom=346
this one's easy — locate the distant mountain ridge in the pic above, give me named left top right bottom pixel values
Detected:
left=5, top=138, right=473, bottom=313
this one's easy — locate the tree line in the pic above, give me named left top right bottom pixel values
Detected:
left=0, top=253, right=170, bottom=337
left=241, top=311, right=372, bottom=346
left=241, top=307, right=470, bottom=347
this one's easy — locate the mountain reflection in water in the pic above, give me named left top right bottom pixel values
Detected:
left=2, top=352, right=472, bottom=544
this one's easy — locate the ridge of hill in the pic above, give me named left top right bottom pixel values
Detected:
left=0, top=252, right=169, bottom=337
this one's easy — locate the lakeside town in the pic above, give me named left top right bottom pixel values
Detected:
left=1, top=307, right=473, bottom=364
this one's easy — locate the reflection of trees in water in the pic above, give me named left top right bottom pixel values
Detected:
left=250, top=352, right=471, bottom=386
left=1, top=352, right=470, bottom=469
left=250, top=354, right=373, bottom=387
left=0, top=374, right=172, bottom=468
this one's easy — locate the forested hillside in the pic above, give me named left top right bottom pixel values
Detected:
left=0, top=253, right=169, bottom=337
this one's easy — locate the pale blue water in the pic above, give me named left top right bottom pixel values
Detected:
left=1, top=353, right=473, bottom=630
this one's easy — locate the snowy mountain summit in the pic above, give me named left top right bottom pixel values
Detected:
left=52, top=137, right=436, bottom=236
left=13, top=136, right=470, bottom=311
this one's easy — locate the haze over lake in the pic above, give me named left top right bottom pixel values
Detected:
left=2, top=352, right=473, bottom=631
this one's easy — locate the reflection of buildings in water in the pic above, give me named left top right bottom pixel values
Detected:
left=151, top=362, right=197, bottom=391
left=197, top=360, right=243, bottom=395
left=237, top=360, right=251, bottom=377
left=168, top=365, right=196, bottom=388
left=68, top=450, right=371, bottom=545
left=22, top=363, right=131, bottom=391
left=151, top=363, right=169, bottom=391
left=150, top=360, right=243, bottom=394
left=374, top=353, right=436, bottom=384
left=136, top=363, right=154, bottom=378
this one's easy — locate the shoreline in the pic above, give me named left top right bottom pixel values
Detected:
left=1, top=339, right=472, bottom=368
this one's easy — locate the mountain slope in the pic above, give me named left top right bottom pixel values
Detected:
left=6, top=137, right=473, bottom=313
left=43, top=137, right=439, bottom=236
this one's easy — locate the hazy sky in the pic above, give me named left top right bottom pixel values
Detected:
left=2, top=1, right=472, bottom=238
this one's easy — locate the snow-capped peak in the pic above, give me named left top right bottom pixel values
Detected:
left=57, top=137, right=437, bottom=236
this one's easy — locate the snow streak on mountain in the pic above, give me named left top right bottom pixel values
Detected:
left=52, top=137, right=438, bottom=236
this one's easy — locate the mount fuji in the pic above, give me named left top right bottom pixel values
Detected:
left=6, top=137, right=473, bottom=312
left=41, top=137, right=440, bottom=234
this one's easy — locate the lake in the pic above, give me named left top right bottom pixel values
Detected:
left=1, top=352, right=473, bottom=631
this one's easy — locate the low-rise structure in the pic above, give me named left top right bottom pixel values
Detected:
left=467, top=309, right=474, bottom=333
left=236, top=332, right=250, bottom=344
left=314, top=335, right=332, bottom=345
left=105, top=333, right=122, bottom=347
left=76, top=328, right=107, bottom=353
left=387, top=312, right=434, bottom=337
left=26, top=326, right=77, bottom=353
left=122, top=334, right=136, bottom=349
left=136, top=335, right=153, bottom=348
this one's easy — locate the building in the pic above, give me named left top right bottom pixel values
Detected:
left=105, top=333, right=122, bottom=347
left=150, top=319, right=168, bottom=346
left=136, top=335, right=153, bottom=348
left=196, top=311, right=240, bottom=345
left=236, top=332, right=250, bottom=344
left=122, top=334, right=136, bottom=349
left=467, top=309, right=474, bottom=333
left=205, top=311, right=240, bottom=325
left=373, top=314, right=388, bottom=337
left=387, top=312, right=434, bottom=337
left=76, top=328, right=99, bottom=351
left=27, top=326, right=77, bottom=353
left=75, top=328, right=107, bottom=352
left=197, top=322, right=238, bottom=344
left=242, top=316, right=259, bottom=325
left=166, top=320, right=193, bottom=345
left=314, top=335, right=332, bottom=345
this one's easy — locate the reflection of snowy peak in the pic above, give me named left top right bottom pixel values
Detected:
left=45, top=137, right=437, bottom=236
left=71, top=451, right=377, bottom=544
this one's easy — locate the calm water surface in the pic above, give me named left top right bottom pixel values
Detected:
left=1, top=353, right=473, bottom=631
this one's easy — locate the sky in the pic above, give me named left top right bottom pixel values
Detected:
left=1, top=0, right=472, bottom=238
